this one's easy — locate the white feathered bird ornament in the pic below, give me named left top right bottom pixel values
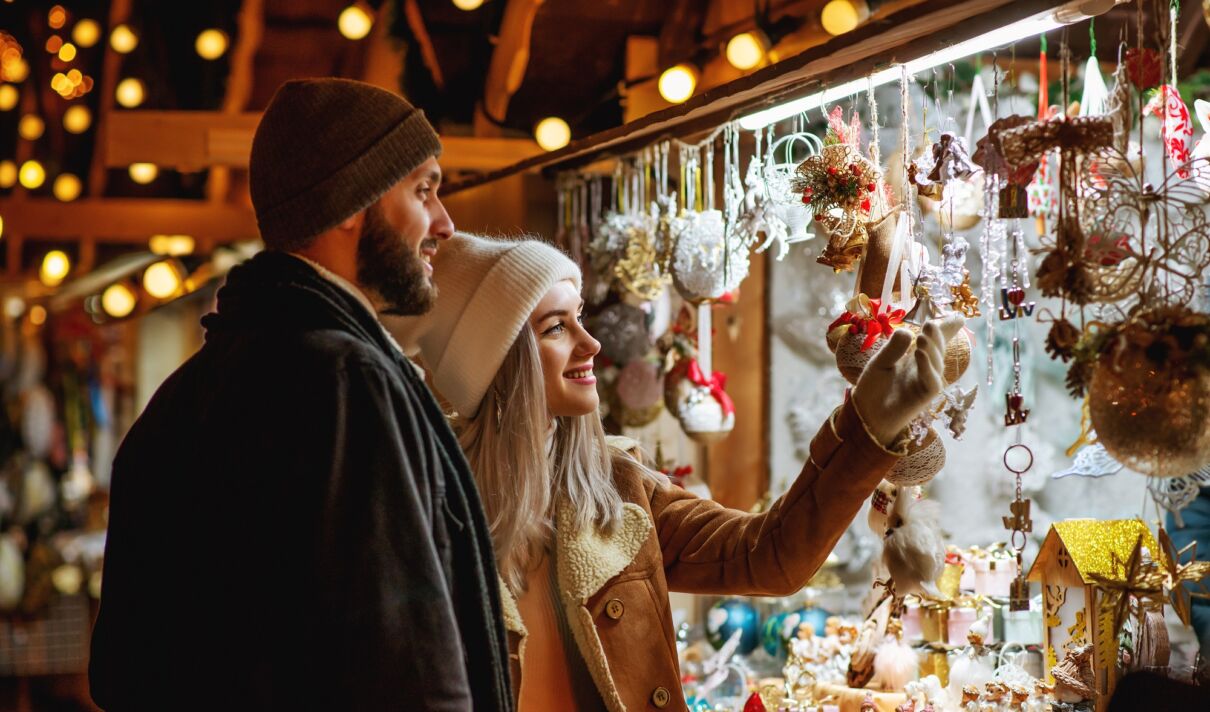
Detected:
left=882, top=491, right=945, bottom=597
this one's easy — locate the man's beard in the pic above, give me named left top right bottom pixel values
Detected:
left=356, top=204, right=436, bottom=316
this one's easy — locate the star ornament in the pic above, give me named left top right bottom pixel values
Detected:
left=1087, top=535, right=1165, bottom=665
left=1157, top=526, right=1210, bottom=627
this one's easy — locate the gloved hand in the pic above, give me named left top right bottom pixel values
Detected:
left=852, top=314, right=965, bottom=447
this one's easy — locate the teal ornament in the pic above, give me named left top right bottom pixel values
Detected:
left=761, top=611, right=788, bottom=656
left=686, top=696, right=711, bottom=712
left=777, top=606, right=833, bottom=653
left=705, top=597, right=761, bottom=655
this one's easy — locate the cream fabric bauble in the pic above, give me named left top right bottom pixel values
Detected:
left=885, top=428, right=946, bottom=486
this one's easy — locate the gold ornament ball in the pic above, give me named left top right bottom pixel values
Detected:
left=885, top=427, right=946, bottom=486
left=943, top=327, right=971, bottom=384
left=1088, top=351, right=1210, bottom=478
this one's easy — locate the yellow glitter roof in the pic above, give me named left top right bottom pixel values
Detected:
left=1026, top=519, right=1159, bottom=585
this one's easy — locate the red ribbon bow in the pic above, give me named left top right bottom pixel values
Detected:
left=827, top=298, right=906, bottom=351
left=686, top=359, right=735, bottom=417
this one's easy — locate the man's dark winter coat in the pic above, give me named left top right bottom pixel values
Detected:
left=89, top=251, right=513, bottom=711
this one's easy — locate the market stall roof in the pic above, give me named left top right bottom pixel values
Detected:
left=443, top=0, right=1124, bottom=195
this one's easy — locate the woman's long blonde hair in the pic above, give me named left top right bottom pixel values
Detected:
left=457, top=323, right=659, bottom=592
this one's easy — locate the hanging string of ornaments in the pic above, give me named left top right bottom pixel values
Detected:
left=554, top=2, right=1210, bottom=708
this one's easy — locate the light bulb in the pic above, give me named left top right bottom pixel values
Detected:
left=338, top=5, right=373, bottom=40
left=18, top=160, right=45, bottom=189
left=0, top=161, right=15, bottom=188
left=143, top=261, right=182, bottom=299
left=110, top=24, right=138, bottom=54
left=63, top=104, right=90, bottom=133
left=452, top=0, right=485, bottom=9
left=128, top=162, right=158, bottom=184
left=53, top=173, right=81, bottom=201
left=533, top=117, right=570, bottom=151
left=820, top=0, right=867, bottom=36
left=658, top=64, right=698, bottom=104
left=48, top=6, right=66, bottom=30
left=29, top=305, right=46, bottom=325
left=195, top=29, right=228, bottom=60
left=101, top=283, right=136, bottom=318
left=72, top=19, right=100, bottom=48
left=115, top=77, right=144, bottom=108
left=57, top=42, right=76, bottom=62
left=725, top=31, right=767, bottom=71
left=0, top=84, right=17, bottom=111
left=149, top=234, right=195, bottom=256
left=5, top=59, right=28, bottom=83
left=40, top=250, right=70, bottom=287
left=18, top=114, right=43, bottom=140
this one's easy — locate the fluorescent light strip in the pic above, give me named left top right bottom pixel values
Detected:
left=737, top=14, right=1063, bottom=130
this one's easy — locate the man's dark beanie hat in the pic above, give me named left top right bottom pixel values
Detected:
left=249, top=77, right=442, bottom=246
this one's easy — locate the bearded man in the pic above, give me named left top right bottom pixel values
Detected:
left=89, top=79, right=513, bottom=712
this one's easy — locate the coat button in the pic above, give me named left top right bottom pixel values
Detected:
left=605, top=598, right=625, bottom=620
left=651, top=686, right=670, bottom=708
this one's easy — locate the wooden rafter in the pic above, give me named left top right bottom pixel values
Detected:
left=481, top=0, right=546, bottom=124
left=0, top=197, right=257, bottom=244
left=403, top=0, right=446, bottom=91
left=207, top=0, right=264, bottom=204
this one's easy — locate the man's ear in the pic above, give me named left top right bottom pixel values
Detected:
left=337, top=209, right=364, bottom=232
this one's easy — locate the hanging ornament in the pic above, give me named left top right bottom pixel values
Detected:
left=758, top=126, right=820, bottom=258
left=1001, top=443, right=1034, bottom=612
left=1051, top=442, right=1124, bottom=479
left=613, top=358, right=664, bottom=427
left=590, top=303, right=652, bottom=364
left=1144, top=84, right=1194, bottom=179
left=1027, top=35, right=1060, bottom=234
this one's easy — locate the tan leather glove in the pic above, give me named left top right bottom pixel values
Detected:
left=852, top=315, right=966, bottom=447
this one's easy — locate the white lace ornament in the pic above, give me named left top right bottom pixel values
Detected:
left=670, top=210, right=750, bottom=303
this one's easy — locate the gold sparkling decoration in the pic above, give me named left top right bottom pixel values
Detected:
left=1086, top=535, right=1165, bottom=669
left=1088, top=351, right=1210, bottom=479
left=1157, top=526, right=1210, bottom=627
left=950, top=273, right=981, bottom=317
left=1048, top=519, right=1160, bottom=583
left=613, top=224, right=668, bottom=301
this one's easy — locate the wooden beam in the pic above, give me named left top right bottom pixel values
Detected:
left=481, top=0, right=546, bottom=123
left=657, top=0, right=706, bottom=69
left=0, top=197, right=257, bottom=243
left=403, top=0, right=446, bottom=91
left=88, top=0, right=133, bottom=197
left=207, top=0, right=264, bottom=203
left=443, top=0, right=1112, bottom=195
left=105, top=111, right=542, bottom=171
left=362, top=1, right=407, bottom=92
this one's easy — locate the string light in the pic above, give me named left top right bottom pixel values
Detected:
left=143, top=260, right=183, bottom=299
left=17, top=114, right=42, bottom=140
left=195, top=29, right=228, bottom=60
left=45, top=36, right=63, bottom=55
left=338, top=5, right=373, bottom=40
left=452, top=0, right=485, bottom=9
left=115, top=77, right=144, bottom=107
left=53, top=173, right=81, bottom=201
left=101, top=283, right=136, bottom=318
left=48, top=5, right=66, bottom=30
left=725, top=31, right=768, bottom=71
left=72, top=19, right=100, bottom=47
left=658, top=64, right=698, bottom=104
left=63, top=104, right=90, bottom=133
left=40, top=251, right=70, bottom=287
left=18, top=160, right=45, bottom=189
left=0, top=84, right=15, bottom=110
left=57, top=42, right=76, bottom=62
left=128, top=162, right=158, bottom=184
left=4, top=59, right=28, bottom=83
left=534, top=117, right=570, bottom=151
left=820, top=0, right=869, bottom=36
left=149, top=234, right=195, bottom=256
left=110, top=24, right=138, bottom=54
left=0, top=161, right=15, bottom=188
left=29, top=305, right=46, bottom=325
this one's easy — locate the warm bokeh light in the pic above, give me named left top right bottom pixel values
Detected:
left=128, top=162, right=158, bottom=184
left=72, top=19, right=100, bottom=48
left=110, top=24, right=138, bottom=54
left=820, top=0, right=866, bottom=36
left=725, top=31, right=768, bottom=71
left=29, top=305, right=46, bottom=325
left=452, top=0, right=485, bottom=9
left=63, top=103, right=90, bottom=133
left=18, top=113, right=43, bottom=140
left=143, top=261, right=182, bottom=299
left=40, top=251, right=70, bottom=287
left=45, top=36, right=63, bottom=54
left=3, top=297, right=24, bottom=319
left=53, top=173, right=81, bottom=201
left=4, top=58, right=29, bottom=83
left=48, top=6, right=67, bottom=30
left=338, top=5, right=373, bottom=40
left=0, top=84, right=16, bottom=110
left=115, top=77, right=144, bottom=107
left=57, top=42, right=76, bottom=62
left=101, top=283, right=136, bottom=318
left=658, top=64, right=698, bottom=104
left=149, top=234, right=195, bottom=256
left=0, top=160, right=16, bottom=188
left=18, top=160, right=45, bottom=189
left=534, top=117, right=570, bottom=151
left=195, top=29, right=228, bottom=60
left=0, top=214, right=4, bottom=240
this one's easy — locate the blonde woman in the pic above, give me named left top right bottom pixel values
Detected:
left=391, top=233, right=962, bottom=712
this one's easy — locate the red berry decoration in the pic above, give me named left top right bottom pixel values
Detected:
left=743, top=692, right=768, bottom=712
left=1125, top=47, right=1162, bottom=91
left=867, top=183, right=876, bottom=192
left=860, top=197, right=871, bottom=213
left=802, top=193, right=811, bottom=204
left=814, top=213, right=824, bottom=221
left=827, top=166, right=838, bottom=175
left=849, top=163, right=860, bottom=175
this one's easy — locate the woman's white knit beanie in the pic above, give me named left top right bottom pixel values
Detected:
left=387, top=233, right=581, bottom=417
